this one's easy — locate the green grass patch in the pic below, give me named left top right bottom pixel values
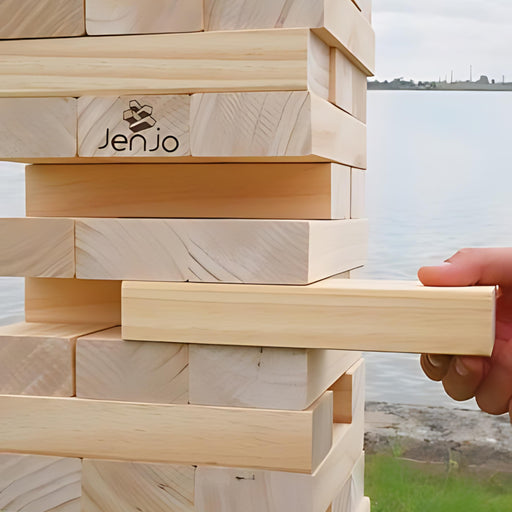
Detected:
left=366, top=454, right=512, bottom=512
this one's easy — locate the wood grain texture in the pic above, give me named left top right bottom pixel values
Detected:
left=330, top=359, right=365, bottom=424
left=189, top=345, right=361, bottom=410
left=331, top=452, right=364, bottom=512
left=76, top=218, right=367, bottom=284
left=0, top=0, right=84, bottom=39
left=86, top=0, right=203, bottom=35
left=190, top=92, right=367, bottom=168
left=0, top=322, right=115, bottom=397
left=76, top=327, right=188, bottom=403
left=0, top=29, right=325, bottom=98
left=25, top=278, right=121, bottom=324
left=122, top=280, right=495, bottom=355
left=82, top=460, right=194, bottom=512
left=0, top=98, right=76, bottom=159
left=350, top=169, right=365, bottom=219
left=0, top=392, right=333, bottom=473
left=0, top=454, right=81, bottom=512
left=25, top=163, right=350, bottom=220
left=0, top=218, right=74, bottom=278
left=78, top=95, right=190, bottom=158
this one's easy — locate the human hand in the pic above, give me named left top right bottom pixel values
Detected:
left=418, top=248, right=512, bottom=420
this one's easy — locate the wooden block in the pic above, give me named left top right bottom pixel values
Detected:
left=190, top=92, right=367, bottom=168
left=25, top=278, right=121, bottom=324
left=204, top=0, right=375, bottom=75
left=0, top=453, right=81, bottom=512
left=25, top=163, right=351, bottom=220
left=86, top=0, right=203, bottom=35
left=122, top=280, right=495, bottom=356
left=330, top=359, right=365, bottom=424
left=0, top=0, right=84, bottom=39
left=76, top=218, right=367, bottom=284
left=0, top=98, right=76, bottom=159
left=356, top=497, right=371, bottom=512
left=82, top=460, right=194, bottom=512
left=0, top=322, right=115, bottom=397
left=329, top=49, right=367, bottom=122
left=0, top=29, right=330, bottom=98
left=350, top=169, right=365, bottom=219
left=0, top=392, right=333, bottom=473
left=189, top=346, right=361, bottom=410
left=331, top=452, right=364, bottom=512
left=76, top=327, right=188, bottom=403
left=351, top=0, right=372, bottom=21
left=78, top=95, right=190, bottom=158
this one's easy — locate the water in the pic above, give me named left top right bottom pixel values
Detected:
left=1, top=91, right=511, bottom=409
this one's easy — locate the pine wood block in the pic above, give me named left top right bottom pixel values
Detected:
left=76, top=218, right=367, bottom=284
left=25, top=163, right=351, bottom=220
left=0, top=0, right=84, bottom=40
left=0, top=98, right=76, bottom=159
left=189, top=346, right=361, bottom=410
left=25, top=278, right=121, bottom=324
left=0, top=218, right=74, bottom=278
left=351, top=0, right=372, bottom=21
left=0, top=392, right=333, bottom=473
left=86, top=0, right=203, bottom=36
left=351, top=169, right=365, bottom=219
left=331, top=452, right=364, bottom=512
left=204, top=0, right=374, bottom=75
left=122, top=280, right=495, bottom=355
left=76, top=327, right=188, bottom=404
left=356, top=497, right=371, bottom=512
left=329, top=49, right=367, bottom=123
left=0, top=322, right=115, bottom=397
left=0, top=453, right=81, bottom=512
left=0, top=29, right=330, bottom=98
left=78, top=95, right=190, bottom=158
left=330, top=359, right=365, bottom=424
left=190, top=92, right=367, bottom=169
left=82, top=460, right=194, bottom=512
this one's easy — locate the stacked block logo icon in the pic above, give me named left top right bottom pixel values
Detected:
left=123, top=100, right=156, bottom=133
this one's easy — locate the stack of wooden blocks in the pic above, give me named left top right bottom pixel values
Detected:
left=0, top=1, right=497, bottom=512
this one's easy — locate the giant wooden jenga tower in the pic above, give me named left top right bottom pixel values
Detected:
left=0, top=2, right=496, bottom=512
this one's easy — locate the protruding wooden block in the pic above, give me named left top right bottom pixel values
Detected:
left=0, top=322, right=115, bottom=396
left=331, top=452, right=364, bottom=512
left=330, top=359, right=365, bottom=424
left=0, top=453, right=81, bottom=512
left=190, top=92, right=367, bottom=168
left=25, top=278, right=121, bottom=324
left=82, top=460, right=194, bottom=512
left=76, top=327, right=188, bottom=404
left=0, top=392, right=333, bottom=473
left=351, top=169, right=366, bottom=219
left=86, top=0, right=203, bottom=35
left=189, top=346, right=361, bottom=410
left=25, top=163, right=351, bottom=220
left=356, top=497, right=371, bottom=512
left=78, top=95, right=190, bottom=158
left=0, top=218, right=74, bottom=278
left=76, top=218, right=367, bottom=284
left=0, top=0, right=84, bottom=39
left=0, top=98, right=76, bottom=159
left=122, top=280, right=495, bottom=355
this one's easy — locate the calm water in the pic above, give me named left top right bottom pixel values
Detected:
left=1, top=91, right=511, bottom=409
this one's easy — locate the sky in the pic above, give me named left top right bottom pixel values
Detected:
left=372, top=0, right=512, bottom=82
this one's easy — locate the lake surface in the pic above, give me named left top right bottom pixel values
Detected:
left=1, top=91, right=511, bottom=409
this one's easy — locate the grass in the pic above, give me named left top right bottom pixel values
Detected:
left=365, top=454, right=512, bottom=512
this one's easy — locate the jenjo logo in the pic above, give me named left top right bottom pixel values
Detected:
left=97, top=100, right=180, bottom=153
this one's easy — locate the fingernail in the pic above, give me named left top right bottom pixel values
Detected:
left=455, top=358, right=469, bottom=377
left=426, top=354, right=444, bottom=368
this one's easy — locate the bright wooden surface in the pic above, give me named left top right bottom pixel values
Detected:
left=25, top=278, right=121, bottom=324
left=330, top=359, right=365, bottom=424
left=0, top=218, right=74, bottom=278
left=86, top=0, right=203, bottom=35
left=0, top=98, right=76, bottom=158
left=76, top=327, right=188, bottom=403
left=76, top=218, right=367, bottom=284
left=190, top=92, right=367, bottom=169
left=0, top=29, right=324, bottom=97
left=0, top=392, right=333, bottom=473
left=82, top=460, right=195, bottom=512
left=0, top=322, right=114, bottom=397
left=190, top=346, right=361, bottom=410
left=331, top=452, right=365, bottom=512
left=350, top=169, right=366, bottom=219
left=122, top=280, right=495, bottom=355
left=0, top=454, right=81, bottom=512
left=0, top=0, right=84, bottom=39
left=351, top=0, right=372, bottom=21
left=26, top=163, right=351, bottom=220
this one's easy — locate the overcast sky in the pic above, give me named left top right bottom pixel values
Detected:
left=372, top=0, right=512, bottom=82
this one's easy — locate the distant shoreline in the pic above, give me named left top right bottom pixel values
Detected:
left=369, top=80, right=512, bottom=92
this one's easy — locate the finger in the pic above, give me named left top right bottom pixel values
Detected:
left=441, top=356, right=486, bottom=402
left=420, top=354, right=452, bottom=381
left=509, top=399, right=512, bottom=425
